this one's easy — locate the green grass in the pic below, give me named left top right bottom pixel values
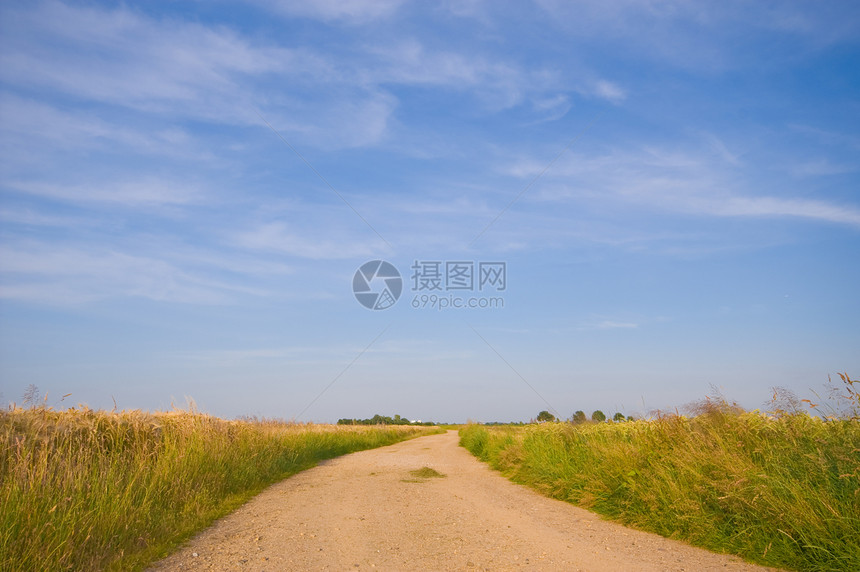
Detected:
left=401, top=466, right=446, bottom=482
left=1, top=406, right=439, bottom=572
left=409, top=467, right=445, bottom=478
left=460, top=410, right=860, bottom=571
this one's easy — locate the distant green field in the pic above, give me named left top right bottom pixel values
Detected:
left=1, top=407, right=438, bottom=572
left=461, top=405, right=859, bottom=571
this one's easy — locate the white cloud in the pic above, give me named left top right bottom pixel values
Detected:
left=596, top=320, right=639, bottom=330
left=234, top=222, right=385, bottom=259
left=0, top=93, right=214, bottom=164
left=574, top=317, right=640, bottom=331
left=0, top=2, right=308, bottom=119
left=788, top=124, right=860, bottom=151
left=513, top=143, right=860, bottom=228
left=534, top=0, right=860, bottom=71
left=255, top=0, right=405, bottom=24
left=790, top=159, right=856, bottom=177
left=440, top=0, right=490, bottom=20
left=365, top=39, right=541, bottom=110
left=179, top=346, right=342, bottom=367
left=0, top=243, right=234, bottom=304
left=530, top=94, right=572, bottom=122
left=4, top=179, right=202, bottom=207
left=261, top=90, right=397, bottom=149
left=590, top=80, right=626, bottom=103
left=0, top=2, right=617, bottom=154
left=702, top=195, right=860, bottom=226
left=702, top=132, right=741, bottom=165
left=370, top=40, right=486, bottom=86
left=0, top=207, right=91, bottom=228
left=177, top=337, right=472, bottom=369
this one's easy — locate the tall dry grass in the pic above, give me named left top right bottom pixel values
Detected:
left=460, top=386, right=860, bottom=571
left=1, top=405, right=435, bottom=571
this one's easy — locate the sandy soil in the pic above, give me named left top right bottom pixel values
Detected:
left=148, top=430, right=778, bottom=571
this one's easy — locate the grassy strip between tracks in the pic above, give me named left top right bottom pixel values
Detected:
left=1, top=406, right=439, bottom=571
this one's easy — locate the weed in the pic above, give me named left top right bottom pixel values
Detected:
left=460, top=401, right=859, bottom=571
left=409, top=467, right=445, bottom=479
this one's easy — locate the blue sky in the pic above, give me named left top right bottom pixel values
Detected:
left=1, top=1, right=858, bottom=422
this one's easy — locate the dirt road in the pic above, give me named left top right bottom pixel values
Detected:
left=148, top=430, right=776, bottom=571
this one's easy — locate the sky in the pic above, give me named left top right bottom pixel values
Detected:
left=1, top=1, right=858, bottom=423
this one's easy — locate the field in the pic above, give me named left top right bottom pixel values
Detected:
left=5, top=378, right=858, bottom=571
left=460, top=405, right=860, bottom=571
left=0, top=406, right=438, bottom=572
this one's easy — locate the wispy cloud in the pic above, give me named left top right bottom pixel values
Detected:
left=789, top=159, right=856, bottom=177
left=0, top=242, right=236, bottom=304
left=0, top=206, right=92, bottom=228
left=233, top=222, right=385, bottom=260
left=0, top=0, right=856, bottom=421
left=254, top=0, right=405, bottom=24
left=788, top=124, right=860, bottom=151
left=260, top=90, right=397, bottom=149
left=596, top=320, right=639, bottom=330
left=514, top=144, right=860, bottom=229
left=589, top=80, right=626, bottom=103
left=0, top=2, right=293, bottom=116
left=574, top=317, right=640, bottom=331
left=0, top=1, right=401, bottom=152
left=700, top=195, right=860, bottom=226
left=701, top=132, right=741, bottom=165
left=364, top=39, right=554, bottom=111
left=0, top=93, right=214, bottom=162
left=0, top=1, right=627, bottom=156
left=176, top=337, right=473, bottom=370
left=4, top=179, right=202, bottom=207
left=530, top=94, right=572, bottom=122
left=534, top=0, right=860, bottom=70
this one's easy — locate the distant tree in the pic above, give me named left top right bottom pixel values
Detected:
left=613, top=412, right=625, bottom=422
left=536, top=410, right=556, bottom=423
left=337, top=414, right=432, bottom=426
left=591, top=410, right=606, bottom=422
left=571, top=410, right=587, bottom=424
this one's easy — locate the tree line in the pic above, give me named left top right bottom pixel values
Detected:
left=535, top=410, right=634, bottom=424
left=336, top=414, right=436, bottom=426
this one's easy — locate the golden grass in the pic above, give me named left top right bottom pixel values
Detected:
left=1, top=405, right=437, bottom=571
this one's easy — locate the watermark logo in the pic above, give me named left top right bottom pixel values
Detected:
left=353, top=260, right=403, bottom=310
left=353, top=259, right=506, bottom=311
left=410, top=260, right=506, bottom=292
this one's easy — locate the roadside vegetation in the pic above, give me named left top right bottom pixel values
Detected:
left=460, top=374, right=860, bottom=572
left=1, top=403, right=438, bottom=572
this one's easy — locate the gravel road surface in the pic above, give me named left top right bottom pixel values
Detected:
left=148, top=430, right=777, bottom=571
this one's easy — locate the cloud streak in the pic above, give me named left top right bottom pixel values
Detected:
left=516, top=144, right=860, bottom=229
left=4, top=179, right=202, bottom=207
left=0, top=242, right=234, bottom=304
